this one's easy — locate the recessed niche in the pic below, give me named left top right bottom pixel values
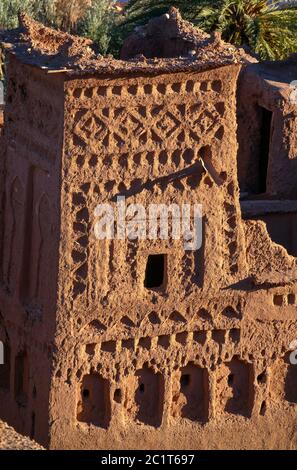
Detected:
left=176, top=332, right=188, bottom=346
left=212, top=330, right=225, bottom=345
left=85, top=344, right=96, bottom=356
left=113, top=388, right=122, bottom=404
left=121, top=316, right=135, bottom=328
left=260, top=400, right=267, bottom=416
left=288, top=293, right=296, bottom=305
left=218, top=358, right=254, bottom=417
left=135, top=367, right=164, bottom=427
left=158, top=335, right=170, bottom=349
left=193, top=331, right=207, bottom=345
left=101, top=341, right=117, bottom=353
left=257, top=371, right=267, bottom=384
left=229, top=329, right=240, bottom=343
left=138, top=337, right=151, bottom=350
left=14, top=351, right=29, bottom=406
left=148, top=311, right=161, bottom=325
left=273, top=294, right=283, bottom=306
left=77, top=373, right=111, bottom=428
left=180, top=373, right=191, bottom=389
left=178, top=364, right=209, bottom=422
left=122, top=339, right=135, bottom=350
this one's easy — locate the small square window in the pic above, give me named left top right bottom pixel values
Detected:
left=144, top=254, right=166, bottom=289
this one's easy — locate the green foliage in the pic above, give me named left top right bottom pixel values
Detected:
left=194, top=0, right=297, bottom=60
left=122, top=0, right=297, bottom=60
left=0, top=0, right=67, bottom=29
left=122, top=0, right=218, bottom=33
left=2, top=1, right=296, bottom=60
left=0, top=0, right=119, bottom=55
left=78, top=0, right=117, bottom=55
left=0, top=0, right=35, bottom=28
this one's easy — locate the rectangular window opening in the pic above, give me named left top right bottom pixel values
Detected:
left=144, top=254, right=166, bottom=289
left=258, top=106, right=273, bottom=194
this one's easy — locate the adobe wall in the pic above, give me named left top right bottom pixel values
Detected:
left=237, top=62, right=297, bottom=198
left=47, top=64, right=297, bottom=449
left=121, top=9, right=211, bottom=60
left=0, top=13, right=297, bottom=448
left=0, top=55, right=64, bottom=446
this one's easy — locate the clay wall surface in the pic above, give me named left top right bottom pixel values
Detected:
left=237, top=62, right=297, bottom=198
left=0, top=55, right=64, bottom=446
left=47, top=64, right=297, bottom=449
left=0, top=12, right=297, bottom=449
left=121, top=10, right=211, bottom=60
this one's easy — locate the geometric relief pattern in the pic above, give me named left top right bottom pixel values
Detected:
left=5, top=177, right=25, bottom=291
left=71, top=188, right=90, bottom=300
left=70, top=85, right=227, bottom=304
left=73, top=101, right=225, bottom=152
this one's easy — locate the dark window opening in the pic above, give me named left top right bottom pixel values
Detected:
left=30, top=412, right=35, bottom=439
left=260, top=400, right=266, bottom=416
left=139, top=383, right=145, bottom=393
left=83, top=388, right=90, bottom=399
left=258, top=107, right=273, bottom=194
left=144, top=254, right=166, bottom=289
left=228, top=373, right=234, bottom=386
left=257, top=371, right=266, bottom=384
left=180, top=374, right=191, bottom=389
left=114, top=388, right=122, bottom=403
left=14, top=351, right=29, bottom=406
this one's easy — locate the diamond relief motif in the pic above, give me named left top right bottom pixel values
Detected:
left=72, top=98, right=224, bottom=151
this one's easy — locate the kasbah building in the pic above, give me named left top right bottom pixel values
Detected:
left=0, top=9, right=296, bottom=450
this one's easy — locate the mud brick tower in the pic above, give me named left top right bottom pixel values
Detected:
left=0, top=12, right=297, bottom=449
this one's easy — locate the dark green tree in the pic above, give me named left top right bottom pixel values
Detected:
left=0, top=1, right=119, bottom=54
left=0, top=0, right=35, bottom=29
left=78, top=0, right=117, bottom=55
